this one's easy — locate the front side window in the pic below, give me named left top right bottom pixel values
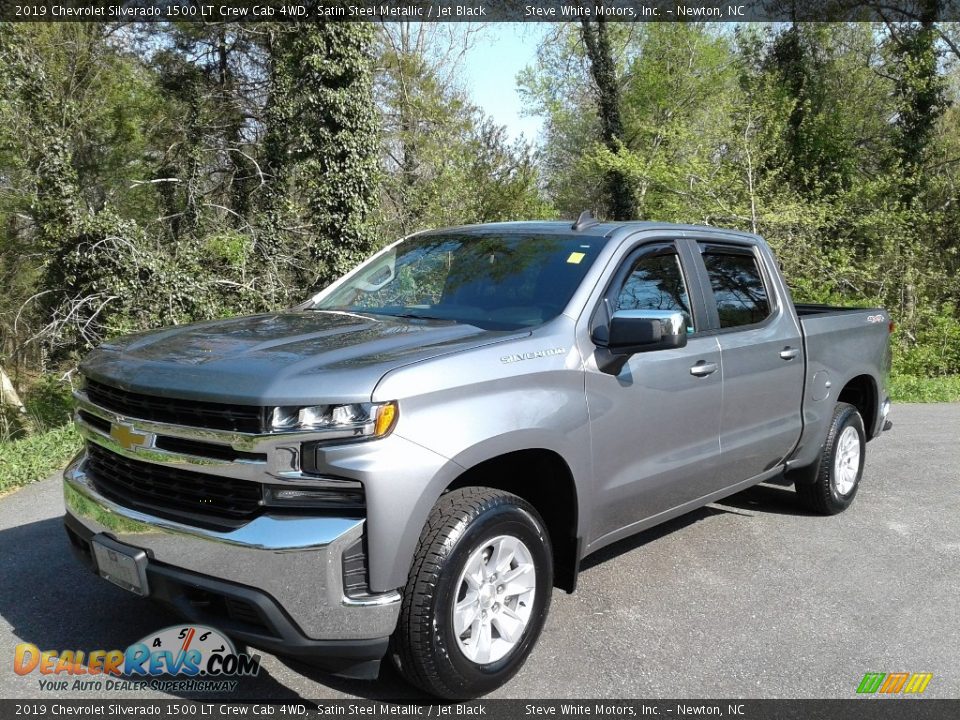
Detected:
left=314, top=234, right=605, bottom=330
left=700, top=247, right=770, bottom=328
left=614, top=245, right=694, bottom=333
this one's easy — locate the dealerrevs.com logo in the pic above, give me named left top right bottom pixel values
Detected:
left=14, top=625, right=260, bottom=693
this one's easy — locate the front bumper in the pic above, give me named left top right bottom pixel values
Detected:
left=63, top=453, right=401, bottom=673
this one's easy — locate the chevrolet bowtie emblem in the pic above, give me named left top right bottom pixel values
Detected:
left=110, top=422, right=150, bottom=451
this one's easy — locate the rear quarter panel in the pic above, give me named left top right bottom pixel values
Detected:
left=792, top=310, right=891, bottom=469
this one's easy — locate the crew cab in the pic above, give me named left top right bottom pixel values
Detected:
left=63, top=217, right=892, bottom=697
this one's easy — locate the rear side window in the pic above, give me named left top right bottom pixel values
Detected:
left=701, top=248, right=770, bottom=328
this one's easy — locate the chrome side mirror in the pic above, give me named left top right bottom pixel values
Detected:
left=593, top=309, right=689, bottom=375
left=607, top=309, right=688, bottom=355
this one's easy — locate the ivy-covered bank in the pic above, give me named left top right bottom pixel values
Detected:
left=3, top=22, right=960, bottom=492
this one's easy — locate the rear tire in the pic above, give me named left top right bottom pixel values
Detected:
left=795, top=402, right=866, bottom=515
left=391, top=487, right=552, bottom=699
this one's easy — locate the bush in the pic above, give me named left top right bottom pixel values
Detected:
left=23, top=374, right=75, bottom=432
left=893, top=302, right=960, bottom=378
left=889, top=375, right=960, bottom=403
left=0, top=424, right=81, bottom=494
left=37, top=211, right=161, bottom=363
left=34, top=210, right=273, bottom=364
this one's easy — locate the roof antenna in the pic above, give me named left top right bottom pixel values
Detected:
left=572, top=210, right=599, bottom=231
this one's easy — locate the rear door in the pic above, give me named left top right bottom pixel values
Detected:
left=583, top=239, right=724, bottom=544
left=692, top=240, right=805, bottom=486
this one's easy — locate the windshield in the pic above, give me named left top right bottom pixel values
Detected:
left=313, top=233, right=605, bottom=330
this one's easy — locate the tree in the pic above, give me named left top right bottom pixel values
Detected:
left=137, top=23, right=269, bottom=241
left=375, top=22, right=550, bottom=236
left=522, top=20, right=960, bottom=379
left=579, top=15, right=635, bottom=219
left=882, top=1, right=948, bottom=201
left=259, top=22, right=380, bottom=291
left=525, top=24, right=743, bottom=223
left=375, top=23, right=475, bottom=235
left=0, top=25, right=160, bottom=364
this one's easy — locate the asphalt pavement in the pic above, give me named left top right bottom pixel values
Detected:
left=1, top=403, right=957, bottom=700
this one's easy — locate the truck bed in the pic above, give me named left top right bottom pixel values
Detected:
left=792, top=303, right=891, bottom=462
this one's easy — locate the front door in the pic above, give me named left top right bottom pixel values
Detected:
left=584, top=240, right=724, bottom=545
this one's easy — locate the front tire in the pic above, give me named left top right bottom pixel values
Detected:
left=391, top=487, right=553, bottom=698
left=795, top=402, right=866, bottom=515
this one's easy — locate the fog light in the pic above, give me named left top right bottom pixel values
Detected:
left=263, top=482, right=364, bottom=509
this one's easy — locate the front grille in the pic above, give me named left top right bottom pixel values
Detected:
left=78, top=410, right=111, bottom=434
left=153, top=436, right=267, bottom=464
left=85, top=379, right=264, bottom=433
left=86, top=442, right=262, bottom=524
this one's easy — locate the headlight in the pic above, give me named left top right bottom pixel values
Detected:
left=269, top=401, right=398, bottom=439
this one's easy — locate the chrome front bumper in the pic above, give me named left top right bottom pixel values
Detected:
left=63, top=452, right=401, bottom=642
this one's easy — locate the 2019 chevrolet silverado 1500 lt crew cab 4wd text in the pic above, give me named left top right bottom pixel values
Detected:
left=63, top=217, right=893, bottom=697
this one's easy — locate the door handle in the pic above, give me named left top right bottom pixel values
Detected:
left=779, top=347, right=800, bottom=360
left=690, top=361, right=718, bottom=377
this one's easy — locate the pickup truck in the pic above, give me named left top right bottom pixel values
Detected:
left=63, top=218, right=893, bottom=698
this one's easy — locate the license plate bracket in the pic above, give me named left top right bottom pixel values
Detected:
left=91, top=534, right=150, bottom=597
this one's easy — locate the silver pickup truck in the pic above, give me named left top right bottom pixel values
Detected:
left=63, top=218, right=892, bottom=697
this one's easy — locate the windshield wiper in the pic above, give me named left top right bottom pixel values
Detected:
left=389, top=312, right=453, bottom=322
left=312, top=307, right=455, bottom=322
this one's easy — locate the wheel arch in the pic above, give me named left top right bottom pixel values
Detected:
left=445, top=448, right=581, bottom=593
left=788, top=373, right=879, bottom=486
left=837, top=373, right=879, bottom=439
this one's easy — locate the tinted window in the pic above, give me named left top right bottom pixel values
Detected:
left=615, top=246, right=694, bottom=332
left=315, top=234, right=604, bottom=330
left=701, top=249, right=770, bottom=328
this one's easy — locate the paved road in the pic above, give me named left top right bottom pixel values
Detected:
left=1, top=403, right=958, bottom=701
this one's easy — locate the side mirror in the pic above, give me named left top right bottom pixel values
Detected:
left=607, top=310, right=688, bottom=355
left=594, top=309, right=688, bottom=374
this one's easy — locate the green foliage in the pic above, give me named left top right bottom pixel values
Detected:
left=259, top=23, right=381, bottom=289
left=1, top=20, right=556, bottom=403
left=1, top=373, right=77, bottom=442
left=466, top=121, right=553, bottom=223
left=376, top=27, right=552, bottom=238
left=0, top=425, right=81, bottom=495
left=890, top=375, right=960, bottom=403
left=894, top=302, right=960, bottom=377
left=37, top=211, right=158, bottom=362
left=522, top=22, right=960, bottom=381
left=204, top=231, right=252, bottom=269
left=23, top=375, right=76, bottom=432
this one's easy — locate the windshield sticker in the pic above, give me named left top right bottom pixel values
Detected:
left=567, top=252, right=586, bottom=264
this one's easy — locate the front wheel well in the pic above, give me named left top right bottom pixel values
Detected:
left=445, top=449, right=580, bottom=593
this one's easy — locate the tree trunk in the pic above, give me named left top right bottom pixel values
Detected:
left=580, top=15, right=636, bottom=220
left=0, top=365, right=34, bottom=434
left=888, top=0, right=944, bottom=203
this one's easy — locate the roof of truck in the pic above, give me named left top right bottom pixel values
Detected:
left=419, top=220, right=764, bottom=244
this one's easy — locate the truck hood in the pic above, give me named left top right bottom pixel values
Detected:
left=80, top=311, right=522, bottom=406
